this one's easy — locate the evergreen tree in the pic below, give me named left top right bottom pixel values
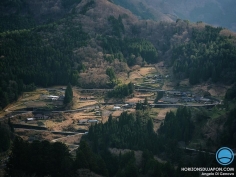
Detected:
left=64, top=83, right=73, bottom=105
left=154, top=91, right=164, bottom=103
left=106, top=67, right=116, bottom=81
left=0, top=124, right=11, bottom=152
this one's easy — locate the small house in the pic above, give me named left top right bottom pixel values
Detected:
left=95, top=111, right=101, bottom=116
left=113, top=106, right=121, bottom=110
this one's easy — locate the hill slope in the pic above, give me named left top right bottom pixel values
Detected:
left=112, top=0, right=236, bottom=31
left=1, top=0, right=236, bottom=110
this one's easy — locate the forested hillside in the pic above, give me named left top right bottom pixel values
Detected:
left=1, top=0, right=236, bottom=110
left=0, top=21, right=89, bottom=109
left=3, top=102, right=236, bottom=176
left=172, top=25, right=236, bottom=84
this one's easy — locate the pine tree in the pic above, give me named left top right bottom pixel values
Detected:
left=64, top=83, right=73, bottom=105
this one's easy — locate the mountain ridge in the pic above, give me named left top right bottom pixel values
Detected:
left=112, top=0, right=236, bottom=31
left=0, top=0, right=236, bottom=109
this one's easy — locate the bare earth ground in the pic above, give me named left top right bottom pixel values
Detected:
left=191, top=83, right=230, bottom=98
left=125, top=97, right=144, bottom=103
left=136, top=66, right=156, bottom=76
left=46, top=111, right=99, bottom=131
left=72, top=89, right=99, bottom=109
left=127, top=66, right=157, bottom=84
left=52, top=134, right=83, bottom=145
left=112, top=110, right=123, bottom=117
left=14, top=129, right=64, bottom=141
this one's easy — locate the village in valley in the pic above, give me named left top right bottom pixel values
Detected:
left=0, top=63, right=224, bottom=154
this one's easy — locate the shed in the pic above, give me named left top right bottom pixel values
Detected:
left=113, top=106, right=121, bottom=110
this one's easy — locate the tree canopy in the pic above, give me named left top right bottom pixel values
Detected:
left=172, top=25, right=236, bottom=84
left=64, top=83, right=73, bottom=105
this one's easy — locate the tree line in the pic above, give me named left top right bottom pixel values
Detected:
left=5, top=105, right=236, bottom=176
left=100, top=35, right=158, bottom=66
left=4, top=136, right=198, bottom=177
left=172, top=25, right=236, bottom=84
left=107, top=82, right=134, bottom=98
left=87, top=107, right=195, bottom=162
left=0, top=19, right=89, bottom=110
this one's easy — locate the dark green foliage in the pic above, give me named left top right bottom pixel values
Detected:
left=100, top=36, right=158, bottom=66
left=88, top=112, right=159, bottom=154
left=108, top=15, right=125, bottom=38
left=8, top=118, right=14, bottom=133
left=86, top=110, right=200, bottom=176
left=5, top=137, right=74, bottom=177
left=225, top=84, right=236, bottom=100
left=107, top=82, right=134, bottom=98
left=220, top=108, right=236, bottom=147
left=61, top=0, right=82, bottom=8
left=125, top=38, right=158, bottom=64
left=0, top=15, right=35, bottom=33
left=106, top=67, right=116, bottom=81
left=159, top=107, right=194, bottom=143
left=74, top=141, right=108, bottom=176
left=100, top=36, right=122, bottom=54
left=135, top=101, right=143, bottom=110
left=64, top=83, right=73, bottom=105
left=135, top=99, right=149, bottom=111
left=0, top=21, right=89, bottom=109
left=0, top=124, right=11, bottom=152
left=0, top=0, right=63, bottom=32
left=117, top=151, right=138, bottom=177
left=172, top=25, right=236, bottom=84
left=154, top=91, right=164, bottom=103
left=80, top=0, right=95, bottom=15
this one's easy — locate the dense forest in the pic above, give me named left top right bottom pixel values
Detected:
left=4, top=136, right=196, bottom=177
left=3, top=108, right=203, bottom=177
left=101, top=36, right=158, bottom=66
left=0, top=123, right=12, bottom=152
left=87, top=107, right=196, bottom=162
left=172, top=25, right=236, bottom=84
left=1, top=0, right=236, bottom=110
left=2, top=104, right=236, bottom=176
left=0, top=19, right=89, bottom=110
left=107, top=82, right=134, bottom=98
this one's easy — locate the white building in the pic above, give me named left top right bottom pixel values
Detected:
left=113, top=106, right=121, bottom=110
